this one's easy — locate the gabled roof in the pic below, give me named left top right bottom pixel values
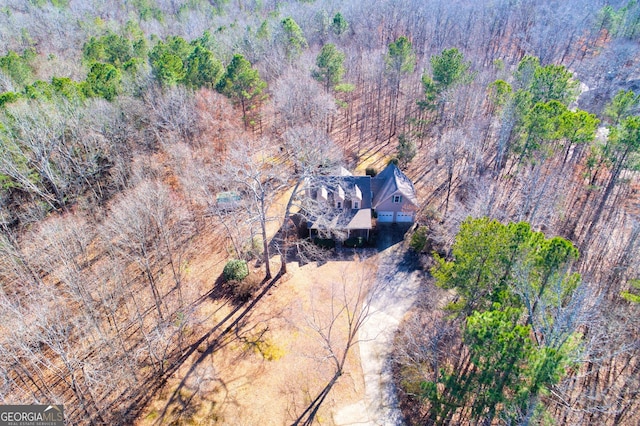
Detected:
left=309, top=208, right=372, bottom=231
left=304, top=163, right=418, bottom=232
left=308, top=175, right=372, bottom=209
left=335, top=166, right=353, bottom=176
left=305, top=173, right=373, bottom=232
left=371, top=164, right=418, bottom=208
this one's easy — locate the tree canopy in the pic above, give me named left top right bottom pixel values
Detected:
left=605, top=89, right=640, bottom=125
left=331, top=12, right=348, bottom=36
left=217, top=53, right=267, bottom=128
left=0, top=49, right=35, bottom=87
left=432, top=217, right=579, bottom=317
left=423, top=218, right=581, bottom=424
left=313, top=43, right=345, bottom=92
left=516, top=56, right=579, bottom=106
left=420, top=48, right=472, bottom=111
left=281, top=17, right=307, bottom=60
left=150, top=35, right=222, bottom=88
left=84, top=62, right=121, bottom=101
left=385, top=36, right=416, bottom=78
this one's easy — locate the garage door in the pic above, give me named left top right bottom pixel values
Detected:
left=396, top=212, right=414, bottom=223
left=377, top=211, right=394, bottom=223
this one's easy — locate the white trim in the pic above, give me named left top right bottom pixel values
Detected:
left=377, top=211, right=394, bottom=223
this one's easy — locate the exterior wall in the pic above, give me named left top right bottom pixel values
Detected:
left=374, top=191, right=417, bottom=213
left=348, top=228, right=370, bottom=239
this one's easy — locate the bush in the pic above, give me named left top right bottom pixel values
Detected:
left=344, top=236, right=366, bottom=248
left=246, top=337, right=285, bottom=361
left=0, top=91, right=20, bottom=107
left=230, top=273, right=261, bottom=301
left=365, top=167, right=377, bottom=177
left=223, top=259, right=249, bottom=282
left=313, top=237, right=335, bottom=249
left=410, top=226, right=429, bottom=252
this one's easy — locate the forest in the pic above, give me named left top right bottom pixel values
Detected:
left=0, top=0, right=639, bottom=424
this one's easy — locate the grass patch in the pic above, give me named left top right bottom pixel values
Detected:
left=242, top=330, right=286, bottom=361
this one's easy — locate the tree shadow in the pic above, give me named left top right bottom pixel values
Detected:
left=375, top=223, right=413, bottom=251
left=268, top=214, right=416, bottom=269
left=149, top=272, right=283, bottom=425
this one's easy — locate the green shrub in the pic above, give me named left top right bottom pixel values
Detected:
left=344, top=236, right=366, bottom=248
left=365, top=167, right=377, bottom=177
left=313, top=237, right=335, bottom=249
left=0, top=91, right=20, bottom=107
left=410, top=226, right=429, bottom=252
left=223, top=259, right=249, bottom=282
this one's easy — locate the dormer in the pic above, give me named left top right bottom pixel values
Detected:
left=353, top=184, right=363, bottom=209
left=318, top=185, right=328, bottom=203
left=335, top=184, right=345, bottom=209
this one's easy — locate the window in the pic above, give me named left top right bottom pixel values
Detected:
left=393, top=195, right=402, bottom=203
left=353, top=201, right=359, bottom=209
left=337, top=201, right=342, bottom=209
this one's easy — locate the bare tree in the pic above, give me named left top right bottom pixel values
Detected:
left=292, top=260, right=377, bottom=425
left=214, top=138, right=288, bottom=279
left=101, top=180, right=190, bottom=321
left=275, top=125, right=343, bottom=274
left=272, top=69, right=337, bottom=131
left=144, top=85, right=199, bottom=147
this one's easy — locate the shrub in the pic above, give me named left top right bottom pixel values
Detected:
left=365, top=167, right=377, bottom=177
left=230, top=273, right=261, bottom=301
left=313, top=237, right=335, bottom=249
left=223, top=259, right=249, bottom=282
left=249, top=337, right=285, bottom=361
left=0, top=91, right=20, bottom=107
left=344, top=236, right=366, bottom=248
left=410, top=226, right=429, bottom=252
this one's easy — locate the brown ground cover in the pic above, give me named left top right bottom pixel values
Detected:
left=137, top=251, right=371, bottom=425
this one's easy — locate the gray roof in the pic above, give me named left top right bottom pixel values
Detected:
left=371, top=164, right=418, bottom=208
left=305, top=164, right=417, bottom=232
left=347, top=208, right=372, bottom=230
left=306, top=174, right=373, bottom=231
left=308, top=175, right=372, bottom=209
left=310, top=208, right=372, bottom=231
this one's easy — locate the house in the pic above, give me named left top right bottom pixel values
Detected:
left=303, top=163, right=418, bottom=241
left=371, top=163, right=419, bottom=223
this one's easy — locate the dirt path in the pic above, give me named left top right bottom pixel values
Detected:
left=333, top=243, right=422, bottom=425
